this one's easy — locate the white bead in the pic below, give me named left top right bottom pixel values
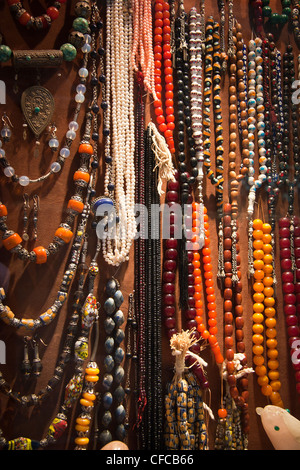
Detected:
left=50, top=162, right=61, bottom=173
left=75, top=93, right=85, bottom=103
left=19, top=175, right=30, bottom=186
left=76, top=84, right=86, bottom=94
left=69, top=121, right=79, bottom=131
left=81, top=43, right=91, bottom=53
left=3, top=166, right=15, bottom=177
left=60, top=147, right=70, bottom=158
left=66, top=130, right=76, bottom=140
left=78, top=67, right=88, bottom=78
left=49, top=138, right=59, bottom=149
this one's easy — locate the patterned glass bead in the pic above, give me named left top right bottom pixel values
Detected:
left=73, top=17, right=89, bottom=33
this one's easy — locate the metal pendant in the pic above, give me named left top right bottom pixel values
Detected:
left=21, top=85, right=55, bottom=140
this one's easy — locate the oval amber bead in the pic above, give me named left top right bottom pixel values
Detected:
left=75, top=424, right=89, bottom=432
left=85, top=367, right=100, bottom=375
left=82, top=392, right=96, bottom=401
left=75, top=437, right=89, bottom=446
left=76, top=417, right=90, bottom=427
left=85, top=374, right=99, bottom=382
left=80, top=398, right=94, bottom=408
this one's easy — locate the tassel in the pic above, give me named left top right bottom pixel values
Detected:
left=148, top=121, right=175, bottom=196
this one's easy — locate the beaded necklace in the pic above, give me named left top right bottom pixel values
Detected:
left=279, top=216, right=300, bottom=398
left=261, top=0, right=292, bottom=25
left=251, top=218, right=284, bottom=407
left=100, top=0, right=136, bottom=267
left=6, top=0, right=66, bottom=31
left=97, top=278, right=126, bottom=448
left=153, top=0, right=175, bottom=155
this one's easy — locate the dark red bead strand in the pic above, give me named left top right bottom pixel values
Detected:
left=279, top=216, right=300, bottom=396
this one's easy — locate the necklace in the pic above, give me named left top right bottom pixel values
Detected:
left=251, top=218, right=284, bottom=407
left=6, top=0, right=67, bottom=31
left=261, top=0, right=292, bottom=25
left=99, top=0, right=136, bottom=267
left=153, top=0, right=175, bottom=154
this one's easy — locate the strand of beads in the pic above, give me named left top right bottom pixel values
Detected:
left=261, top=0, right=292, bottom=25
left=98, top=278, right=126, bottom=447
left=101, top=0, right=136, bottom=267
left=153, top=0, right=175, bottom=154
left=6, top=0, right=66, bottom=31
left=279, top=217, right=300, bottom=397
left=251, top=219, right=284, bottom=407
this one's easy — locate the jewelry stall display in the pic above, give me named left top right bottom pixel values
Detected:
left=0, top=0, right=300, bottom=452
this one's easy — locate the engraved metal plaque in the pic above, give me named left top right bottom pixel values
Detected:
left=21, top=86, right=55, bottom=139
left=12, top=50, right=63, bottom=70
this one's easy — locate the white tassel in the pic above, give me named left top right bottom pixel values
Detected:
left=148, top=121, right=175, bottom=196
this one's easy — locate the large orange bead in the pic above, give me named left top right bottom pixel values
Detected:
left=73, top=170, right=90, bottom=183
left=33, top=246, right=48, bottom=264
left=3, top=232, right=22, bottom=250
left=55, top=226, right=73, bottom=243
left=67, top=198, right=84, bottom=214
left=0, top=204, right=8, bottom=217
left=78, top=143, right=93, bottom=155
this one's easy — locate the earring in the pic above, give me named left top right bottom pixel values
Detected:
left=1, top=113, right=13, bottom=142
left=32, top=337, right=42, bottom=377
left=22, top=193, right=30, bottom=242
left=21, top=336, right=31, bottom=378
left=32, top=194, right=39, bottom=241
left=48, top=123, right=59, bottom=152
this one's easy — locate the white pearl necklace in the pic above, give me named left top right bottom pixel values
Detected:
left=102, top=0, right=136, bottom=267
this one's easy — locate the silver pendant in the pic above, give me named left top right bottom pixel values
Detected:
left=21, top=86, right=55, bottom=140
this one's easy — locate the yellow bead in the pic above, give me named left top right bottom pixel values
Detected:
left=253, top=282, right=264, bottom=292
left=257, top=375, right=269, bottom=386
left=267, top=348, right=278, bottom=359
left=265, top=307, right=276, bottom=317
left=85, top=367, right=100, bottom=375
left=253, top=355, right=265, bottom=366
left=263, top=243, right=273, bottom=254
left=75, top=437, right=89, bottom=446
left=253, top=239, right=264, bottom=250
left=255, top=365, right=267, bottom=376
left=253, top=259, right=264, bottom=271
left=85, top=375, right=99, bottom=382
left=263, top=254, right=273, bottom=265
left=263, top=286, right=274, bottom=297
left=253, top=249, right=264, bottom=260
left=253, top=229, right=264, bottom=240
left=268, top=370, right=279, bottom=381
left=253, top=345, right=264, bottom=355
left=268, top=359, right=279, bottom=370
left=270, top=380, right=281, bottom=391
left=253, top=323, right=264, bottom=334
left=265, top=317, right=276, bottom=328
left=263, top=264, right=273, bottom=275
left=262, top=233, right=272, bottom=244
left=266, top=328, right=277, bottom=338
left=263, top=276, right=273, bottom=287
left=253, top=302, right=264, bottom=313
left=262, top=223, right=272, bottom=234
left=253, top=292, right=265, bottom=303
left=253, top=334, right=264, bottom=345
left=82, top=392, right=96, bottom=401
left=76, top=417, right=90, bottom=426
left=253, top=219, right=263, bottom=230
left=80, top=398, right=94, bottom=408
left=253, top=313, right=264, bottom=323
left=261, top=384, right=273, bottom=396
left=264, top=297, right=275, bottom=308
left=75, top=424, right=89, bottom=432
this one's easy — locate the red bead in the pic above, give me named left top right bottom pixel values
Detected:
left=279, top=217, right=290, bottom=227
left=185, top=308, right=196, bottom=320
left=284, top=304, right=296, bottom=316
left=165, top=317, right=176, bottom=329
left=47, top=6, right=59, bottom=19
left=158, top=123, right=167, bottom=133
left=279, top=237, right=291, bottom=249
left=164, top=259, right=176, bottom=271
left=281, top=258, right=292, bottom=271
left=282, top=271, right=294, bottom=283
left=163, top=283, right=175, bottom=294
left=163, top=271, right=175, bottom=283
left=163, top=294, right=175, bottom=305
left=165, top=248, right=178, bottom=260
left=166, top=190, right=179, bottom=202
left=286, top=315, right=298, bottom=327
left=18, top=11, right=32, bottom=25
left=279, top=227, right=291, bottom=238
left=283, top=283, right=295, bottom=294
left=165, top=238, right=178, bottom=249
left=163, top=305, right=175, bottom=317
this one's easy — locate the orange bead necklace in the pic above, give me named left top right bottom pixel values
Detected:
left=153, top=0, right=175, bottom=154
left=251, top=218, right=284, bottom=407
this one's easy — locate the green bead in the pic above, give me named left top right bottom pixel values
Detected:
left=60, top=43, right=77, bottom=62
left=279, top=13, right=289, bottom=23
left=270, top=12, right=280, bottom=23
left=34, top=107, right=40, bottom=114
left=281, top=0, right=291, bottom=6
left=262, top=0, right=270, bottom=5
left=263, top=6, right=272, bottom=17
left=0, top=45, right=12, bottom=63
left=72, top=17, right=89, bottom=33
left=282, top=7, right=291, bottom=15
